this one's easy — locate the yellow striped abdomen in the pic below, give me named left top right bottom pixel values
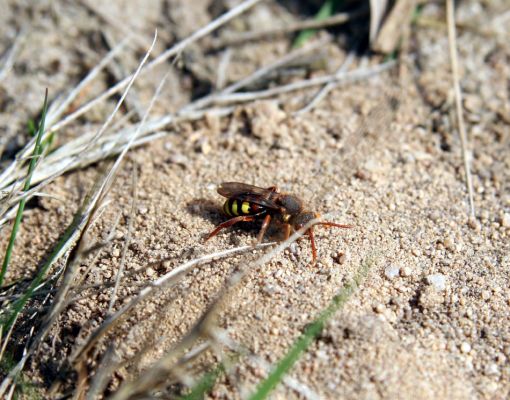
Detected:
left=223, top=199, right=255, bottom=217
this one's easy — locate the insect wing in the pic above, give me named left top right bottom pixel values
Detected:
left=234, top=193, right=281, bottom=211
left=217, top=182, right=275, bottom=198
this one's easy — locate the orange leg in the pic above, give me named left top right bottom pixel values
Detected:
left=205, top=216, right=255, bottom=241
left=318, top=222, right=353, bottom=229
left=307, top=227, right=317, bottom=265
left=283, top=223, right=291, bottom=240
left=256, top=214, right=272, bottom=243
left=308, top=223, right=352, bottom=265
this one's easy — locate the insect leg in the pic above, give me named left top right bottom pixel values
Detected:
left=283, top=223, right=291, bottom=241
left=307, top=227, right=317, bottom=266
left=318, top=222, right=353, bottom=229
left=205, top=216, right=255, bottom=241
left=256, top=214, right=272, bottom=244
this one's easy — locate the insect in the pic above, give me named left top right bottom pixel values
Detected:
left=205, top=182, right=352, bottom=264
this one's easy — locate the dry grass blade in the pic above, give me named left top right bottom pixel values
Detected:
left=46, top=39, right=128, bottom=128
left=183, top=38, right=331, bottom=113
left=369, top=0, right=389, bottom=45
left=111, top=215, right=343, bottom=399
left=0, top=41, right=126, bottom=191
left=0, top=33, right=158, bottom=398
left=446, top=0, right=475, bottom=219
left=107, top=167, right=137, bottom=314
left=48, top=0, right=263, bottom=134
left=193, top=60, right=396, bottom=107
left=209, top=9, right=366, bottom=50
left=0, top=29, right=24, bottom=83
left=0, top=35, right=157, bottom=228
left=371, top=0, right=414, bottom=54
left=294, top=50, right=356, bottom=115
left=69, top=242, right=275, bottom=366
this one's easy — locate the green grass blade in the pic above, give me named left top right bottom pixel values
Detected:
left=248, top=258, right=373, bottom=400
left=293, top=0, right=339, bottom=48
left=1, top=210, right=83, bottom=332
left=0, top=89, right=49, bottom=287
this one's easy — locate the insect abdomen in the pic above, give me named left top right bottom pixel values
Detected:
left=223, top=199, right=263, bottom=217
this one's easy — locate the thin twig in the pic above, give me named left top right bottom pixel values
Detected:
left=70, top=242, right=275, bottom=365
left=0, top=29, right=24, bottom=83
left=209, top=9, right=366, bottom=50
left=46, top=39, right=128, bottom=128
left=186, top=60, right=396, bottom=108
left=182, top=38, right=330, bottom=112
left=110, top=214, right=346, bottom=398
left=294, top=50, right=356, bottom=115
left=0, top=33, right=158, bottom=398
left=48, top=0, right=263, bottom=134
left=446, top=0, right=475, bottom=219
left=108, top=167, right=137, bottom=314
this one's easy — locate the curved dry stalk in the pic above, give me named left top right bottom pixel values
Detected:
left=70, top=242, right=276, bottom=366
left=294, top=49, right=357, bottom=115
left=107, top=167, right=137, bottom=314
left=186, top=60, right=396, bottom=108
left=109, top=214, right=346, bottom=399
left=208, top=9, right=366, bottom=50
left=446, top=0, right=475, bottom=219
left=0, top=106, right=234, bottom=229
left=183, top=37, right=331, bottom=112
left=0, top=40, right=127, bottom=191
left=48, top=0, right=263, bottom=135
left=0, top=32, right=158, bottom=398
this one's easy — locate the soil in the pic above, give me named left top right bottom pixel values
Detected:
left=0, top=0, right=509, bottom=399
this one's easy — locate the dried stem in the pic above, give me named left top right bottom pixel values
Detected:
left=446, top=0, right=475, bottom=219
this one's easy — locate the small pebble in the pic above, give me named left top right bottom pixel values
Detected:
left=429, top=210, right=441, bottom=222
left=400, top=266, right=412, bottom=277
left=289, top=243, right=298, bottom=256
left=427, top=273, right=447, bottom=291
left=484, top=363, right=499, bottom=376
left=411, top=247, right=421, bottom=257
left=468, top=216, right=480, bottom=230
left=481, top=290, right=491, bottom=301
left=145, top=267, right=156, bottom=277
left=443, top=236, right=455, bottom=251
left=384, top=265, right=400, bottom=280
left=375, top=304, right=385, bottom=314
left=501, top=213, right=510, bottom=228
left=460, top=342, right=472, bottom=354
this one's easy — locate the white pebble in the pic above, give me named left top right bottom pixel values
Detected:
left=384, top=265, right=400, bottom=280
left=400, top=266, right=412, bottom=277
left=460, top=342, right=471, bottom=354
left=427, top=274, right=447, bottom=291
left=485, top=363, right=500, bottom=376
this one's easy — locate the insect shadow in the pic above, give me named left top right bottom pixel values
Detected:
left=186, top=198, right=281, bottom=240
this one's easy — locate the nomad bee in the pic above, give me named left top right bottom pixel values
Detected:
left=205, top=182, right=352, bottom=264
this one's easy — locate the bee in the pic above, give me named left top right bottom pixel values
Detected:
left=205, top=182, right=352, bottom=264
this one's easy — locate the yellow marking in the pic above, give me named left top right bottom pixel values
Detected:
left=241, top=201, right=251, bottom=214
left=231, top=200, right=239, bottom=216
left=224, top=200, right=231, bottom=216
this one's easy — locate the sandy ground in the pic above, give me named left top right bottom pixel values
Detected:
left=0, top=0, right=509, bottom=399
